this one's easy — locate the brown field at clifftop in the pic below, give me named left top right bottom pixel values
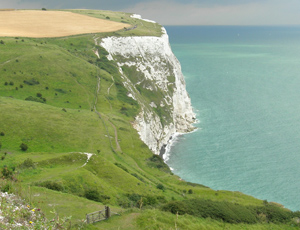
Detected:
left=0, top=10, right=129, bottom=38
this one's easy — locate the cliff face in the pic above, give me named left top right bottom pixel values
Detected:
left=100, top=27, right=195, bottom=156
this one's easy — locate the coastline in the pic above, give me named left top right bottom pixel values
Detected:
left=162, top=119, right=200, bottom=165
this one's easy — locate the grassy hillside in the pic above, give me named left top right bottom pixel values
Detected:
left=0, top=9, right=299, bottom=229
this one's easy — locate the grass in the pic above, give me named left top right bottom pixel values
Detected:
left=0, top=9, right=297, bottom=230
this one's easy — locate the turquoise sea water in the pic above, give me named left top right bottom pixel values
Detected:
left=165, top=26, right=300, bottom=211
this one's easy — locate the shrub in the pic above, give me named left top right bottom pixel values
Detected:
left=36, top=92, right=42, bottom=97
left=1, top=167, right=13, bottom=179
left=4, top=82, right=8, bottom=86
left=114, top=162, right=129, bottom=173
left=20, top=84, right=23, bottom=88
left=9, top=81, right=14, bottom=86
left=84, top=189, right=100, bottom=202
left=0, top=40, right=4, bottom=44
left=25, top=96, right=45, bottom=103
left=36, top=181, right=64, bottom=192
left=20, top=143, right=28, bottom=151
left=188, top=189, right=193, bottom=194
left=156, top=183, right=165, bottom=191
left=161, top=199, right=296, bottom=224
left=0, top=132, right=4, bottom=136
left=23, top=78, right=39, bottom=85
left=147, top=155, right=171, bottom=173
left=19, top=158, right=35, bottom=169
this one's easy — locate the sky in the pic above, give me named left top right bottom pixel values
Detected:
left=1, top=0, right=300, bottom=25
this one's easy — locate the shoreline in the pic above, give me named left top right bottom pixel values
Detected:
left=162, top=119, right=200, bottom=165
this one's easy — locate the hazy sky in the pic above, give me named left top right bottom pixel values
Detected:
left=2, top=0, right=300, bottom=25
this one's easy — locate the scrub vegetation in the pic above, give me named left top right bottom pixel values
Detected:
left=0, top=9, right=299, bottom=229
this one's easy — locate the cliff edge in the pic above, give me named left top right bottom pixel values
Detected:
left=100, top=21, right=196, bottom=156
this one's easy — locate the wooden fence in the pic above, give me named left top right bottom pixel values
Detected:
left=86, top=206, right=111, bottom=224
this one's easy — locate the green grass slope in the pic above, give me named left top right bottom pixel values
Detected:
left=0, top=9, right=299, bottom=229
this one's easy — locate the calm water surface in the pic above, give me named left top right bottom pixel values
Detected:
left=165, top=26, right=300, bottom=211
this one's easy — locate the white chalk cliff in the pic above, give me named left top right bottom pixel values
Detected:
left=100, top=26, right=195, bottom=155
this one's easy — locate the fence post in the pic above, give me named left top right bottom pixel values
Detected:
left=86, top=214, right=89, bottom=224
left=105, top=206, right=111, bottom=219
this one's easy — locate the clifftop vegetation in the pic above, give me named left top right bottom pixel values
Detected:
left=0, top=9, right=299, bottom=229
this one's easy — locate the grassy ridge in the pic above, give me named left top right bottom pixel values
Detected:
left=0, top=9, right=298, bottom=229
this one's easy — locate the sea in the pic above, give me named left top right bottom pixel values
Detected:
left=164, top=25, right=300, bottom=211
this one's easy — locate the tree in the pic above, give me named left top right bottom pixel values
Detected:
left=20, top=143, right=28, bottom=151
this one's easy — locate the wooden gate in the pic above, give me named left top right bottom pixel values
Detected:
left=86, top=206, right=111, bottom=224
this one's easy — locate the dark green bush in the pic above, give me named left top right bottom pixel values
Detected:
left=23, top=78, right=39, bottom=85
left=114, top=162, right=129, bottom=173
left=20, top=143, right=28, bottom=151
left=161, top=199, right=299, bottom=224
left=25, top=96, right=45, bottom=103
left=131, top=173, right=145, bottom=182
left=1, top=167, right=13, bottom=179
left=19, top=158, right=35, bottom=169
left=37, top=181, right=64, bottom=192
left=1, top=184, right=11, bottom=193
left=84, top=189, right=100, bottom=202
left=147, top=155, right=171, bottom=173
left=0, top=132, right=4, bottom=136
left=156, top=183, right=165, bottom=191
left=162, top=199, right=258, bottom=224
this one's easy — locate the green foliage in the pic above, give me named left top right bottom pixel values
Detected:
left=114, top=162, right=129, bottom=173
left=156, top=183, right=165, bottom=191
left=84, top=188, right=100, bottom=202
left=1, top=167, right=13, bottom=179
left=0, top=132, right=4, bottom=136
left=84, top=188, right=111, bottom=203
left=20, top=143, right=28, bottom=151
left=147, top=154, right=171, bottom=173
left=23, top=78, right=40, bottom=85
left=161, top=199, right=300, bottom=225
left=19, top=158, right=35, bottom=169
left=25, top=96, right=46, bottom=103
left=35, top=180, right=64, bottom=192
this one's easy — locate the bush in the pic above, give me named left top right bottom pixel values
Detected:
left=25, top=96, right=45, bottom=103
left=23, top=78, right=39, bottom=85
left=188, top=189, right=193, bottom=194
left=9, top=81, right=14, bottom=86
left=0, top=132, right=5, bottom=136
left=156, top=183, right=165, bottom=191
left=19, top=158, right=35, bottom=169
left=36, top=92, right=42, bottom=97
left=36, top=181, right=64, bottom=192
left=1, top=167, right=13, bottom=179
left=84, top=189, right=100, bottom=202
left=20, top=143, right=28, bottom=151
left=147, top=155, right=171, bottom=173
left=114, top=162, right=129, bottom=173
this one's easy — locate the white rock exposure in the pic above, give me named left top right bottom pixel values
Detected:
left=100, top=25, right=195, bottom=156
